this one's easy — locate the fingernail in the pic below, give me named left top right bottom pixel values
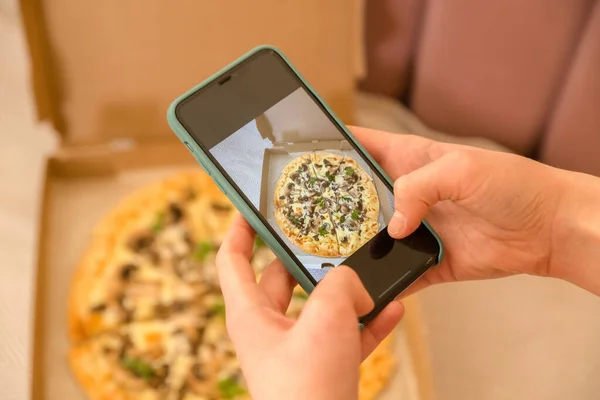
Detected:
left=388, top=211, right=406, bottom=237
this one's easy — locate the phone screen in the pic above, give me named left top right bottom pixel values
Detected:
left=175, top=49, right=440, bottom=316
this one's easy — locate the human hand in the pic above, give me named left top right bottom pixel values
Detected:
left=216, top=215, right=405, bottom=400
left=352, top=127, right=569, bottom=294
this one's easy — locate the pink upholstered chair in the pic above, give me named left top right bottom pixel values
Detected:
left=360, top=0, right=600, bottom=175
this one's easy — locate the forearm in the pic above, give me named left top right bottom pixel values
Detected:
left=550, top=170, right=600, bottom=296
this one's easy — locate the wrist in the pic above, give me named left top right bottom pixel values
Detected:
left=549, top=169, right=600, bottom=295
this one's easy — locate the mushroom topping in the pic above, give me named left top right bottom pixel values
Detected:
left=168, top=203, right=184, bottom=223
left=186, top=363, right=212, bottom=395
left=284, top=182, right=295, bottom=196
left=172, top=300, right=188, bottom=313
left=344, top=174, right=358, bottom=185
left=127, top=230, right=154, bottom=253
left=348, top=187, right=360, bottom=198
left=147, top=249, right=161, bottom=265
left=185, top=186, right=197, bottom=200
left=90, top=303, right=107, bottom=313
left=192, top=363, right=207, bottom=380
left=183, top=231, right=194, bottom=247
left=340, top=236, right=349, bottom=244
left=120, top=263, right=138, bottom=281
left=154, top=303, right=171, bottom=319
left=174, top=258, right=203, bottom=284
left=147, top=364, right=169, bottom=388
left=344, top=220, right=359, bottom=232
left=210, top=202, right=233, bottom=214
left=340, top=205, right=349, bottom=214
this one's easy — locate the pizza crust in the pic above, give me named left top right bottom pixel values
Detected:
left=69, top=336, right=159, bottom=400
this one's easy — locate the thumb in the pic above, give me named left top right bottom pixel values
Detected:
left=387, top=150, right=480, bottom=238
left=298, top=266, right=373, bottom=332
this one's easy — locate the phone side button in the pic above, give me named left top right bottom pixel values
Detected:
left=183, top=141, right=214, bottom=178
left=183, top=141, right=195, bottom=153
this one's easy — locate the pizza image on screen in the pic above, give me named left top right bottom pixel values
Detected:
left=274, top=152, right=380, bottom=257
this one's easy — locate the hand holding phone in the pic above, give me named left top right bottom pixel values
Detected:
left=217, top=214, right=404, bottom=400
left=168, top=46, right=443, bottom=323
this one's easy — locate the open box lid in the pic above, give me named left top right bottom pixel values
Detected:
left=20, top=0, right=365, bottom=147
left=256, top=87, right=350, bottom=147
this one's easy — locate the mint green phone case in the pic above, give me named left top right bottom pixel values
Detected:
left=167, top=45, right=443, bottom=297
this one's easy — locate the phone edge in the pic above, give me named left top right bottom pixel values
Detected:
left=167, top=45, right=318, bottom=295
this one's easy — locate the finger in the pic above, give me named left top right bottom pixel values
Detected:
left=360, top=300, right=405, bottom=360
left=298, top=266, right=374, bottom=331
left=349, top=126, right=443, bottom=179
left=388, top=150, right=480, bottom=238
left=258, top=259, right=298, bottom=313
left=216, top=214, right=259, bottom=312
left=348, top=126, right=394, bottom=166
left=219, top=214, right=256, bottom=260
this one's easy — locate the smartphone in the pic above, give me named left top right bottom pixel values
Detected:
left=168, top=46, right=443, bottom=324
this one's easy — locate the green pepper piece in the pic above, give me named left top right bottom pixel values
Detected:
left=121, top=357, right=155, bottom=381
left=218, top=376, right=247, bottom=399
left=193, top=241, right=214, bottom=261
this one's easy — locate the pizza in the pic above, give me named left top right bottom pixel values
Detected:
left=273, top=152, right=380, bottom=258
left=68, top=170, right=394, bottom=400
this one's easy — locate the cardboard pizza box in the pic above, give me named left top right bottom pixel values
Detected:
left=252, top=88, right=395, bottom=274
left=19, top=0, right=434, bottom=399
